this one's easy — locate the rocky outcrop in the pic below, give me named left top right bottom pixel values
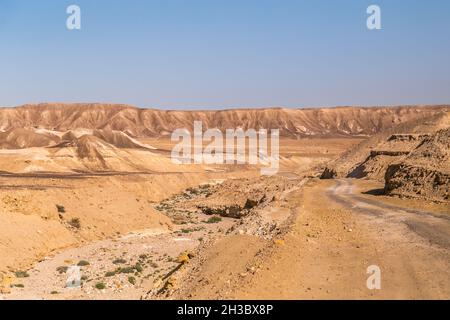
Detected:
left=195, top=177, right=293, bottom=218
left=369, top=150, right=410, bottom=157
left=324, top=111, right=450, bottom=178
left=348, top=154, right=404, bottom=180
left=384, top=128, right=450, bottom=202
left=320, top=167, right=337, bottom=179
left=198, top=195, right=266, bottom=218
left=387, top=134, right=430, bottom=142
left=198, top=204, right=248, bottom=219
left=385, top=164, right=450, bottom=202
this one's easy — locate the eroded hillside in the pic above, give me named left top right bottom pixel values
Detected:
left=1, top=103, right=449, bottom=138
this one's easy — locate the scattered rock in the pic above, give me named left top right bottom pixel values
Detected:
left=320, top=167, right=337, bottom=179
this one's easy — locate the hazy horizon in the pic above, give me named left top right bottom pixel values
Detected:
left=2, top=101, right=450, bottom=112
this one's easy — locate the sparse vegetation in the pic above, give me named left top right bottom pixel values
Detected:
left=77, top=260, right=90, bottom=267
left=114, top=260, right=145, bottom=275
left=135, top=263, right=143, bottom=273
left=50, top=291, right=59, bottom=295
left=56, top=204, right=66, bottom=213
left=128, top=276, right=136, bottom=285
left=15, top=271, right=30, bottom=278
left=117, top=267, right=135, bottom=274
left=105, top=271, right=116, bottom=277
left=95, top=282, right=106, bottom=290
left=206, top=216, right=222, bottom=224
left=68, top=218, right=81, bottom=229
left=113, top=258, right=127, bottom=265
left=11, top=283, right=24, bottom=288
left=56, top=266, right=68, bottom=274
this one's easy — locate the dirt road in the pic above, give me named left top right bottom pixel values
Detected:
left=232, top=179, right=450, bottom=299
left=328, top=179, right=450, bottom=249
left=3, top=177, right=449, bottom=300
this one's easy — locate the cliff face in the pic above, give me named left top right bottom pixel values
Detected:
left=1, top=103, right=448, bottom=138
left=385, top=128, right=450, bottom=202
left=323, top=111, right=450, bottom=178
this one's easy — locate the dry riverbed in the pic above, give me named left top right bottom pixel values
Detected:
left=2, top=210, right=234, bottom=300
left=1, top=177, right=296, bottom=300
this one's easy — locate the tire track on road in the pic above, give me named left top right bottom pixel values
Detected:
left=326, top=179, right=450, bottom=249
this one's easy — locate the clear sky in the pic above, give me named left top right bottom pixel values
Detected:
left=1, top=0, right=449, bottom=109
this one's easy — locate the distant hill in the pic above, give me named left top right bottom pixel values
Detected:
left=1, top=103, right=449, bottom=138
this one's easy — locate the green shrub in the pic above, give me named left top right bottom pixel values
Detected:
left=95, top=282, right=106, bottom=290
left=206, top=216, right=222, bottom=224
left=135, top=263, right=143, bottom=273
left=128, top=276, right=136, bottom=285
left=77, top=260, right=90, bottom=267
left=112, top=258, right=127, bottom=265
left=15, top=271, right=29, bottom=278
left=68, top=218, right=81, bottom=229
left=118, top=267, right=135, bottom=274
left=56, top=266, right=68, bottom=274
left=56, top=205, right=66, bottom=213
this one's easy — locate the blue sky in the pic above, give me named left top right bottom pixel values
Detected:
left=0, top=0, right=449, bottom=109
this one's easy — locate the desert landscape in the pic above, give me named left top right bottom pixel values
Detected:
left=0, top=103, right=449, bottom=300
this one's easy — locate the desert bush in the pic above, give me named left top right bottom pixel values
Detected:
left=118, top=267, right=135, bottom=274
left=68, top=218, right=81, bottom=229
left=206, top=216, right=222, bottom=224
left=95, top=282, right=106, bottom=290
left=134, top=263, right=143, bottom=273
left=77, top=260, right=90, bottom=267
left=112, top=258, right=127, bottom=265
left=105, top=271, right=116, bottom=277
left=56, top=266, right=68, bottom=274
left=15, top=271, right=29, bottom=278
